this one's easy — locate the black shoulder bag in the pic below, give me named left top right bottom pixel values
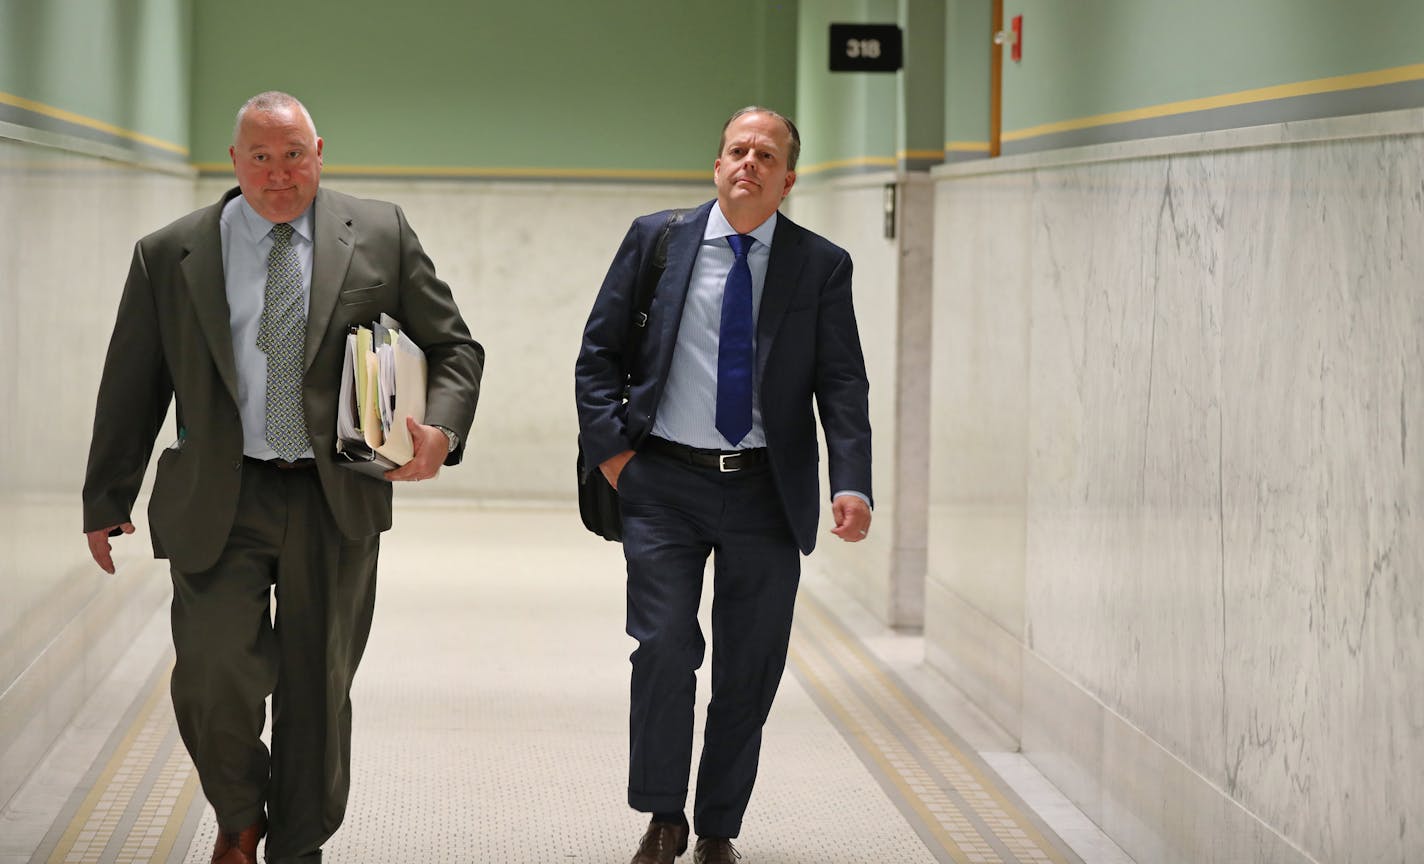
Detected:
left=577, top=209, right=690, bottom=541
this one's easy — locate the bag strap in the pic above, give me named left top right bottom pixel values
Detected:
left=623, top=208, right=692, bottom=393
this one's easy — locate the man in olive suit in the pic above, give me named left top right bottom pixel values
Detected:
left=82, top=91, right=483, bottom=864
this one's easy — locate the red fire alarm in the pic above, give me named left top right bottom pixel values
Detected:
left=1011, top=15, right=1023, bottom=62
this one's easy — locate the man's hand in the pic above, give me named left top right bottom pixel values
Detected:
left=829, top=495, right=872, bottom=543
left=599, top=450, right=635, bottom=490
left=385, top=416, right=448, bottom=482
left=86, top=522, right=135, bottom=574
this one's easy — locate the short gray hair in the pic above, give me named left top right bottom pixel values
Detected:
left=233, top=91, right=317, bottom=143
left=718, top=106, right=801, bottom=171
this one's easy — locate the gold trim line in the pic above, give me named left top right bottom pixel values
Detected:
left=796, top=155, right=898, bottom=175
left=897, top=148, right=946, bottom=161
left=1004, top=62, right=1424, bottom=143
left=0, top=91, right=187, bottom=155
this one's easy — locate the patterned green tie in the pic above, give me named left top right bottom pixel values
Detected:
left=257, top=222, right=311, bottom=460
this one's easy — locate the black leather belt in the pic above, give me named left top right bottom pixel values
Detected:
left=642, top=436, right=768, bottom=472
left=244, top=455, right=317, bottom=470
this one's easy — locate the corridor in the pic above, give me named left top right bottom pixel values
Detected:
left=4, top=504, right=1129, bottom=864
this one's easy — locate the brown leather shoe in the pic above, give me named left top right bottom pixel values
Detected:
left=630, top=819, right=690, bottom=864
left=211, top=817, right=265, bottom=864
left=692, top=837, right=741, bottom=864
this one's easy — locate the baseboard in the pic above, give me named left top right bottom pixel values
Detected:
left=923, top=579, right=1023, bottom=742
left=1019, top=650, right=1321, bottom=864
left=0, top=557, right=171, bottom=810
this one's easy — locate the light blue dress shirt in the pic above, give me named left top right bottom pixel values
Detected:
left=652, top=203, right=774, bottom=450
left=220, top=195, right=315, bottom=460
left=650, top=203, right=869, bottom=508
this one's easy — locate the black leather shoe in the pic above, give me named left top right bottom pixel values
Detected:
left=693, top=837, right=741, bottom=864
left=630, top=819, right=690, bottom=864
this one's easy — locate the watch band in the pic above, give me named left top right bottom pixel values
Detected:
left=433, top=425, right=459, bottom=453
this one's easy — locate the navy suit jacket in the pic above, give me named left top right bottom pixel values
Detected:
left=575, top=199, right=872, bottom=554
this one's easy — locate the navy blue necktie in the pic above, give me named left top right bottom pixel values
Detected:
left=717, top=233, right=755, bottom=445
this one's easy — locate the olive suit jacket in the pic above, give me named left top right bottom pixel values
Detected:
left=575, top=200, right=872, bottom=555
left=82, top=186, right=484, bottom=574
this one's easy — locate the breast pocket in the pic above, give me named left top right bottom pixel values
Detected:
left=339, top=282, right=386, bottom=306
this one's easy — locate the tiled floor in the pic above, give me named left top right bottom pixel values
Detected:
left=5, top=504, right=1134, bottom=864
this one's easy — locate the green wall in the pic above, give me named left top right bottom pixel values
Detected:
left=898, top=0, right=945, bottom=168
left=944, top=0, right=989, bottom=158
left=0, top=0, right=190, bottom=160
left=4, top=0, right=1422, bottom=173
left=946, top=0, right=1424, bottom=155
left=190, top=0, right=798, bottom=178
left=795, top=0, right=900, bottom=175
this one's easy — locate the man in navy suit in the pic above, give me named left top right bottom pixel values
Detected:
left=575, top=107, right=872, bottom=864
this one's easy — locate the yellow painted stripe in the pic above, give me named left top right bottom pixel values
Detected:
left=898, top=148, right=946, bottom=161
left=151, top=766, right=201, bottom=862
left=788, top=643, right=977, bottom=861
left=798, top=597, right=1074, bottom=863
left=193, top=161, right=707, bottom=181
left=0, top=91, right=187, bottom=156
left=946, top=141, right=992, bottom=153
left=46, top=668, right=172, bottom=863
left=796, top=155, right=898, bottom=175
left=801, top=600, right=1060, bottom=859
left=1004, top=62, right=1424, bottom=143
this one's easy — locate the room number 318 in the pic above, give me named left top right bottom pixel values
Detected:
left=845, top=38, right=882, bottom=59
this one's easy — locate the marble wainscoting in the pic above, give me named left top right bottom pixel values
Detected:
left=926, top=169, right=1034, bottom=740
left=3, top=142, right=196, bottom=495
left=928, top=109, right=1424, bottom=864
left=789, top=175, right=928, bottom=629
left=0, top=137, right=196, bottom=810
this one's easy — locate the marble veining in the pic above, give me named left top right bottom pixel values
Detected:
left=929, top=116, right=1424, bottom=863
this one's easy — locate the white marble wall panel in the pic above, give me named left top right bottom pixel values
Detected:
left=1, top=140, right=194, bottom=661
left=1214, top=134, right=1424, bottom=863
left=1026, top=152, right=1229, bottom=780
left=786, top=180, right=901, bottom=624
left=927, top=171, right=1033, bottom=737
left=0, top=140, right=196, bottom=802
left=928, top=113, right=1424, bottom=864
left=5, top=145, right=195, bottom=495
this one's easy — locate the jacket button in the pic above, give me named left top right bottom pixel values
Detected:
left=233, top=460, right=242, bottom=470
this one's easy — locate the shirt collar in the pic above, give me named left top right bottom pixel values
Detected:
left=236, top=195, right=314, bottom=245
left=706, top=202, right=777, bottom=249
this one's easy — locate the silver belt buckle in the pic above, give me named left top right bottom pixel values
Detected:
left=719, top=453, right=740, bottom=473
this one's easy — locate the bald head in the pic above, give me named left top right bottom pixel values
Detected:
left=233, top=91, right=317, bottom=145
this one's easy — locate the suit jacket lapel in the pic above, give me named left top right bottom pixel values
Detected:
left=181, top=189, right=242, bottom=404
left=756, top=211, right=806, bottom=379
left=305, top=189, right=355, bottom=370
left=650, top=201, right=712, bottom=378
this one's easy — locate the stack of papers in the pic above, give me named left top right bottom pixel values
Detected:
left=336, top=313, right=428, bottom=479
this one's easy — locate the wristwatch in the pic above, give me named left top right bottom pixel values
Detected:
left=433, top=425, right=459, bottom=453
